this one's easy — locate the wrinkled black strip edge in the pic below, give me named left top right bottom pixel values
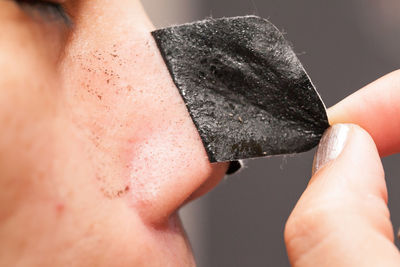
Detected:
left=151, top=30, right=219, bottom=163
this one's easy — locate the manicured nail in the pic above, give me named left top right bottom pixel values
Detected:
left=312, top=124, right=350, bottom=175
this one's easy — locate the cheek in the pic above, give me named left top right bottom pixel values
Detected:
left=62, top=30, right=220, bottom=222
left=0, top=4, right=67, bottom=225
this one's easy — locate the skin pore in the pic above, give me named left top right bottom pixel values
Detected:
left=3, top=0, right=400, bottom=266
left=0, top=0, right=228, bottom=266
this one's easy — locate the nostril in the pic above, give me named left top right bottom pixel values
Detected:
left=226, top=160, right=242, bottom=175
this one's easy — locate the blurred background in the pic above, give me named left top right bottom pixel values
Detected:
left=143, top=1, right=400, bottom=266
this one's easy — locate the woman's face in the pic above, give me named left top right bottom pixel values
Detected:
left=0, top=1, right=228, bottom=266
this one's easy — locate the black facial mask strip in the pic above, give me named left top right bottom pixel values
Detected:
left=152, top=16, right=329, bottom=163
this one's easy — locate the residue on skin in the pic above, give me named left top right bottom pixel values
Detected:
left=100, top=184, right=130, bottom=199
left=74, top=47, right=124, bottom=99
left=69, top=42, right=142, bottom=199
left=65, top=35, right=201, bottom=209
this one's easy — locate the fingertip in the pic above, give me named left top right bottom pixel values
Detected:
left=310, top=123, right=386, bottom=202
left=327, top=70, right=400, bottom=156
left=285, top=124, right=397, bottom=267
left=340, top=124, right=386, bottom=200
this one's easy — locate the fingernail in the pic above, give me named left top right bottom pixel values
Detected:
left=312, top=124, right=350, bottom=175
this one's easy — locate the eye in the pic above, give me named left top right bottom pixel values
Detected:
left=14, top=0, right=71, bottom=26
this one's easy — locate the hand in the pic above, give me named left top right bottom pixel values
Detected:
left=284, top=70, right=400, bottom=266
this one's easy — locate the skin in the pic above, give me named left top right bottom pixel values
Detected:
left=0, top=0, right=228, bottom=266
left=1, top=0, right=400, bottom=266
left=285, top=70, right=400, bottom=266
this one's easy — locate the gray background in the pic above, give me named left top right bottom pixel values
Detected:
left=143, top=1, right=400, bottom=266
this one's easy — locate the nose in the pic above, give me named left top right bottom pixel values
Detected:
left=62, top=0, right=229, bottom=225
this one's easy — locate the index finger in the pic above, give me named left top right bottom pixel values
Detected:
left=328, top=69, right=400, bottom=157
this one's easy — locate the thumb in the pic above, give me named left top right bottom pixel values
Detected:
left=285, top=124, right=400, bottom=267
